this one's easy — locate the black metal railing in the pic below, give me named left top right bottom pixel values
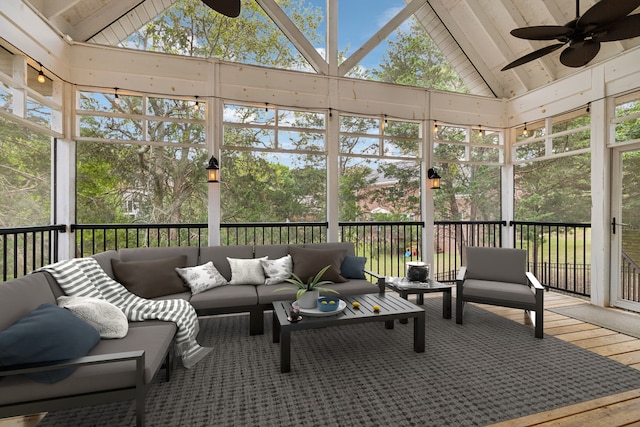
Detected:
left=511, top=221, right=591, bottom=296
left=1, top=220, right=630, bottom=302
left=433, top=220, right=505, bottom=282
left=0, top=224, right=66, bottom=281
left=621, top=250, right=640, bottom=302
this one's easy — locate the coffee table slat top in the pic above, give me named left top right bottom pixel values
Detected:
left=273, top=293, right=423, bottom=328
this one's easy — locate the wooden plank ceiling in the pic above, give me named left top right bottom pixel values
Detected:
left=21, top=0, right=640, bottom=99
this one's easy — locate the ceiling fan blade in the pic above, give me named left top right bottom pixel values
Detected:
left=559, top=41, right=601, bottom=67
left=501, top=43, right=565, bottom=71
left=510, top=25, right=574, bottom=41
left=593, top=14, right=640, bottom=42
left=201, top=0, right=241, bottom=18
left=577, top=0, right=640, bottom=31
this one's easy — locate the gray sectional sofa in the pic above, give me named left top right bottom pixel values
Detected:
left=0, top=242, right=381, bottom=426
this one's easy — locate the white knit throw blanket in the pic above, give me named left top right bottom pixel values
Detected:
left=38, top=258, right=212, bottom=369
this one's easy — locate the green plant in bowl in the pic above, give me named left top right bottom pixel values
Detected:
left=275, top=265, right=339, bottom=300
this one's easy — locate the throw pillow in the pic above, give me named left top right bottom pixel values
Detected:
left=0, top=304, right=100, bottom=383
left=111, top=255, right=188, bottom=298
left=175, top=261, right=228, bottom=295
left=227, top=257, right=268, bottom=285
left=261, top=255, right=293, bottom=285
left=57, top=296, right=129, bottom=339
left=341, top=255, right=367, bottom=280
left=288, top=246, right=347, bottom=283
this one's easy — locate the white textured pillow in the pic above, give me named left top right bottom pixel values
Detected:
left=227, top=257, right=268, bottom=285
left=57, top=296, right=128, bottom=339
left=261, top=255, right=293, bottom=285
left=175, top=261, right=228, bottom=295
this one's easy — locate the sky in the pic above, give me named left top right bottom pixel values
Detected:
left=303, top=0, right=410, bottom=70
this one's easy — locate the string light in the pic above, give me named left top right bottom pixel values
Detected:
left=586, top=102, right=591, bottom=114
left=478, top=125, right=484, bottom=137
left=37, top=62, right=45, bottom=84
left=114, top=88, right=120, bottom=105
left=194, top=96, right=200, bottom=111
left=433, top=122, right=438, bottom=133
left=522, top=123, right=528, bottom=137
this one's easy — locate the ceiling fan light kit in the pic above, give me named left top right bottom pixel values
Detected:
left=201, top=0, right=241, bottom=18
left=502, top=0, right=640, bottom=70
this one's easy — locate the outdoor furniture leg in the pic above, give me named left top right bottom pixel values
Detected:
left=280, top=326, right=291, bottom=373
left=414, top=312, right=425, bottom=352
left=443, top=288, right=452, bottom=319
left=272, top=310, right=280, bottom=343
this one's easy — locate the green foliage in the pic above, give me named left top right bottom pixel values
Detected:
left=276, top=264, right=339, bottom=300
left=372, top=17, right=467, bottom=92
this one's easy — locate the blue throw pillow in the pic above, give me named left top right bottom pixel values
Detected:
left=0, top=304, right=101, bottom=383
left=340, top=255, right=367, bottom=279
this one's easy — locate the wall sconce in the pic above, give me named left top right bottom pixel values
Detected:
left=428, top=168, right=441, bottom=190
left=37, top=62, right=45, bottom=84
left=206, top=156, right=220, bottom=183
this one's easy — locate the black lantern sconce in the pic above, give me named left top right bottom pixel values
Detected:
left=206, top=156, right=220, bottom=183
left=428, top=168, right=441, bottom=190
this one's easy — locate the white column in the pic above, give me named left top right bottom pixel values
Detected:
left=208, top=61, right=221, bottom=246
left=589, top=70, right=610, bottom=307
left=55, top=81, right=76, bottom=260
left=502, top=128, right=515, bottom=248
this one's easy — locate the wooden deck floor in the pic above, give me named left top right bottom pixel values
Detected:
left=2, top=291, right=640, bottom=427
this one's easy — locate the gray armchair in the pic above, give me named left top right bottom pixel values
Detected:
left=456, top=246, right=544, bottom=338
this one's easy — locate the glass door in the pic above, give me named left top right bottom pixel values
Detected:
left=611, top=145, right=640, bottom=312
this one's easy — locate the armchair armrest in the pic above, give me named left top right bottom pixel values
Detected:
left=456, top=266, right=467, bottom=283
left=364, top=269, right=385, bottom=294
left=526, top=272, right=544, bottom=291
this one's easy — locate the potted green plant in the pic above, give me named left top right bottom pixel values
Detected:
left=275, top=265, right=339, bottom=309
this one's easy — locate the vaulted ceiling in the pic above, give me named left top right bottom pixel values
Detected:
left=22, top=0, right=640, bottom=99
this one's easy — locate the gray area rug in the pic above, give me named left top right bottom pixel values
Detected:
left=39, top=298, right=640, bottom=427
left=548, top=303, right=640, bottom=339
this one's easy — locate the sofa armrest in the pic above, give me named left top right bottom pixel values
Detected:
left=0, top=350, right=145, bottom=381
left=363, top=269, right=385, bottom=294
left=526, top=272, right=544, bottom=291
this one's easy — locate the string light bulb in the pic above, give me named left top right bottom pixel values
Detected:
left=586, top=102, right=591, bottom=114
left=522, top=123, right=528, bottom=137
left=37, top=63, right=45, bottom=84
left=194, top=96, right=200, bottom=111
left=433, top=122, right=439, bottom=133
left=478, top=125, right=484, bottom=137
left=114, top=88, right=120, bottom=105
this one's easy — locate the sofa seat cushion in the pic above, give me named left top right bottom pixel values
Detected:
left=0, top=304, right=101, bottom=384
left=256, top=282, right=298, bottom=304
left=0, top=323, right=176, bottom=406
left=111, top=256, right=189, bottom=298
left=189, top=285, right=258, bottom=310
left=462, top=279, right=536, bottom=305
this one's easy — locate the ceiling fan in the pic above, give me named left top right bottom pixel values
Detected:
left=501, top=0, right=640, bottom=70
left=201, top=0, right=241, bottom=18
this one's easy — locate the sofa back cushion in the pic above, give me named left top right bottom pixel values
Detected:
left=118, top=246, right=199, bottom=266
left=465, top=246, right=528, bottom=285
left=289, top=245, right=347, bottom=283
left=199, top=245, right=254, bottom=282
left=304, top=242, right=355, bottom=256
left=254, top=244, right=301, bottom=259
left=0, top=273, right=57, bottom=331
left=91, top=250, right=119, bottom=279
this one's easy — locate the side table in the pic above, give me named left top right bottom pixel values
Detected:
left=386, top=277, right=452, bottom=319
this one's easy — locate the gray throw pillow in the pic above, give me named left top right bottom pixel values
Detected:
left=111, top=255, right=189, bottom=298
left=288, top=246, right=347, bottom=283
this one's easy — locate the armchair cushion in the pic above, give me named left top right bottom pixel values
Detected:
left=465, top=247, right=527, bottom=285
left=462, top=279, right=537, bottom=305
